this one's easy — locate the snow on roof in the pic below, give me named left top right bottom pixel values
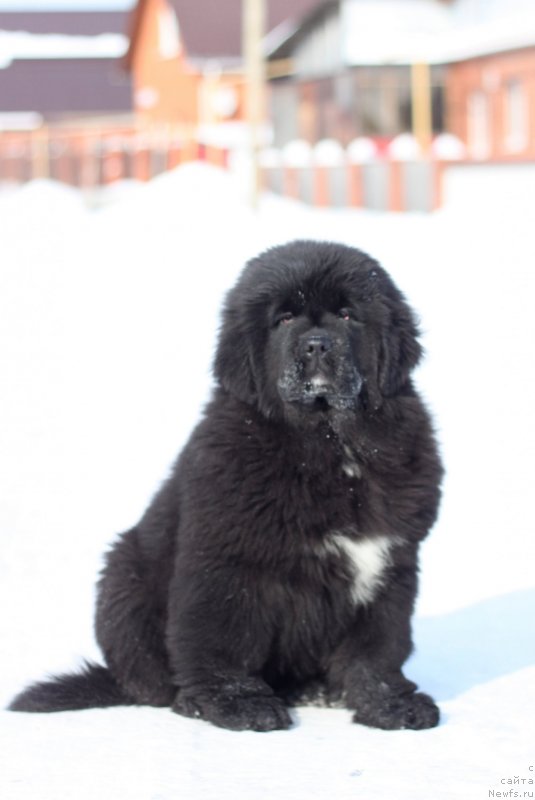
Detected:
left=341, top=1, right=535, bottom=65
left=341, top=0, right=450, bottom=65
left=0, top=30, right=128, bottom=69
left=0, top=111, right=43, bottom=130
left=263, top=19, right=303, bottom=59
left=432, top=13, right=535, bottom=63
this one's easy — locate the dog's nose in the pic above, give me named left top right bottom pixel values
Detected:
left=301, top=333, right=333, bottom=359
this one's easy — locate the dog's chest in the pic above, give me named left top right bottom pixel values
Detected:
left=318, top=532, right=395, bottom=605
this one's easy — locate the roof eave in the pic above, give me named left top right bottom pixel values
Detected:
left=122, top=0, right=148, bottom=71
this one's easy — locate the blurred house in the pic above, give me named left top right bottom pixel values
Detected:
left=445, top=0, right=535, bottom=160
left=0, top=11, right=132, bottom=130
left=268, top=0, right=448, bottom=146
left=267, top=0, right=535, bottom=161
left=124, top=0, right=321, bottom=143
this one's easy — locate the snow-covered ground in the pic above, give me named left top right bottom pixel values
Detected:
left=1, top=164, right=534, bottom=799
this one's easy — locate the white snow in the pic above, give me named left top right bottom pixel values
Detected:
left=341, top=0, right=535, bottom=65
left=0, top=31, right=128, bottom=69
left=1, top=162, right=534, bottom=799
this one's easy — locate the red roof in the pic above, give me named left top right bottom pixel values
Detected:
left=171, top=0, right=321, bottom=58
left=0, top=58, right=132, bottom=118
left=0, top=11, right=132, bottom=119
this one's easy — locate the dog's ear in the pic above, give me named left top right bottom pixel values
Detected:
left=213, top=307, right=258, bottom=404
left=378, top=297, right=423, bottom=397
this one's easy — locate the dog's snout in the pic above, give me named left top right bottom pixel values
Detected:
left=301, top=333, right=333, bottom=360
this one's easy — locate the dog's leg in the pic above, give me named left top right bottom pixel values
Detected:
left=96, top=529, right=175, bottom=706
left=166, top=569, right=292, bottom=731
left=327, top=570, right=439, bottom=730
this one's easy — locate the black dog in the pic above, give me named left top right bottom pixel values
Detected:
left=10, top=241, right=443, bottom=731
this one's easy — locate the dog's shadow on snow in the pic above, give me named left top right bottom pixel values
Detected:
left=408, top=588, right=535, bottom=702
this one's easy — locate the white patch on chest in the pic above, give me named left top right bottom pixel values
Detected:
left=325, top=533, right=396, bottom=605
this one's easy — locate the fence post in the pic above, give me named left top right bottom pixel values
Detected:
left=79, top=132, right=98, bottom=190
left=430, top=134, right=466, bottom=210
left=55, top=133, right=74, bottom=185
left=313, top=139, right=345, bottom=207
left=258, top=147, right=283, bottom=195
left=132, top=130, right=151, bottom=181
left=281, top=140, right=313, bottom=202
left=167, top=125, right=183, bottom=170
left=346, top=138, right=378, bottom=209
left=314, top=165, right=329, bottom=206
left=388, top=160, right=404, bottom=212
left=387, top=134, right=422, bottom=213
left=31, top=126, right=49, bottom=180
left=102, top=135, right=125, bottom=183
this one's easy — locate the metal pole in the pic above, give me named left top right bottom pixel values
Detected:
left=242, top=0, right=266, bottom=208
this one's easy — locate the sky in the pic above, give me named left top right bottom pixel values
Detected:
left=0, top=1, right=135, bottom=10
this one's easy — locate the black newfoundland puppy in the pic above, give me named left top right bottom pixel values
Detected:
left=10, top=240, right=443, bottom=732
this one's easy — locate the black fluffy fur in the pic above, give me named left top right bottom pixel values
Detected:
left=9, top=662, right=132, bottom=712
left=10, top=241, right=443, bottom=731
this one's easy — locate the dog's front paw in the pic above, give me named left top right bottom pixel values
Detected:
left=353, top=690, right=439, bottom=730
left=173, top=682, right=292, bottom=732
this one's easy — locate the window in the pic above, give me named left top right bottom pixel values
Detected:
left=467, top=90, right=490, bottom=159
left=158, top=7, right=181, bottom=60
left=504, top=79, right=528, bottom=153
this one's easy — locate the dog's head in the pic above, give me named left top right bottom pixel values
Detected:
left=214, top=241, right=422, bottom=421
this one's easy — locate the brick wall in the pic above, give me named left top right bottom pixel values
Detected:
left=446, top=48, right=535, bottom=160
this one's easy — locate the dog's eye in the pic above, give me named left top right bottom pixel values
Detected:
left=338, top=308, right=351, bottom=321
left=277, top=311, right=294, bottom=325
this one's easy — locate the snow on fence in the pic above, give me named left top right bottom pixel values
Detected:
left=259, top=134, right=466, bottom=212
left=0, top=126, right=465, bottom=212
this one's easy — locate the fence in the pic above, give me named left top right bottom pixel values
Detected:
left=0, top=125, right=465, bottom=211
left=258, top=134, right=466, bottom=213
left=0, top=125, right=228, bottom=189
